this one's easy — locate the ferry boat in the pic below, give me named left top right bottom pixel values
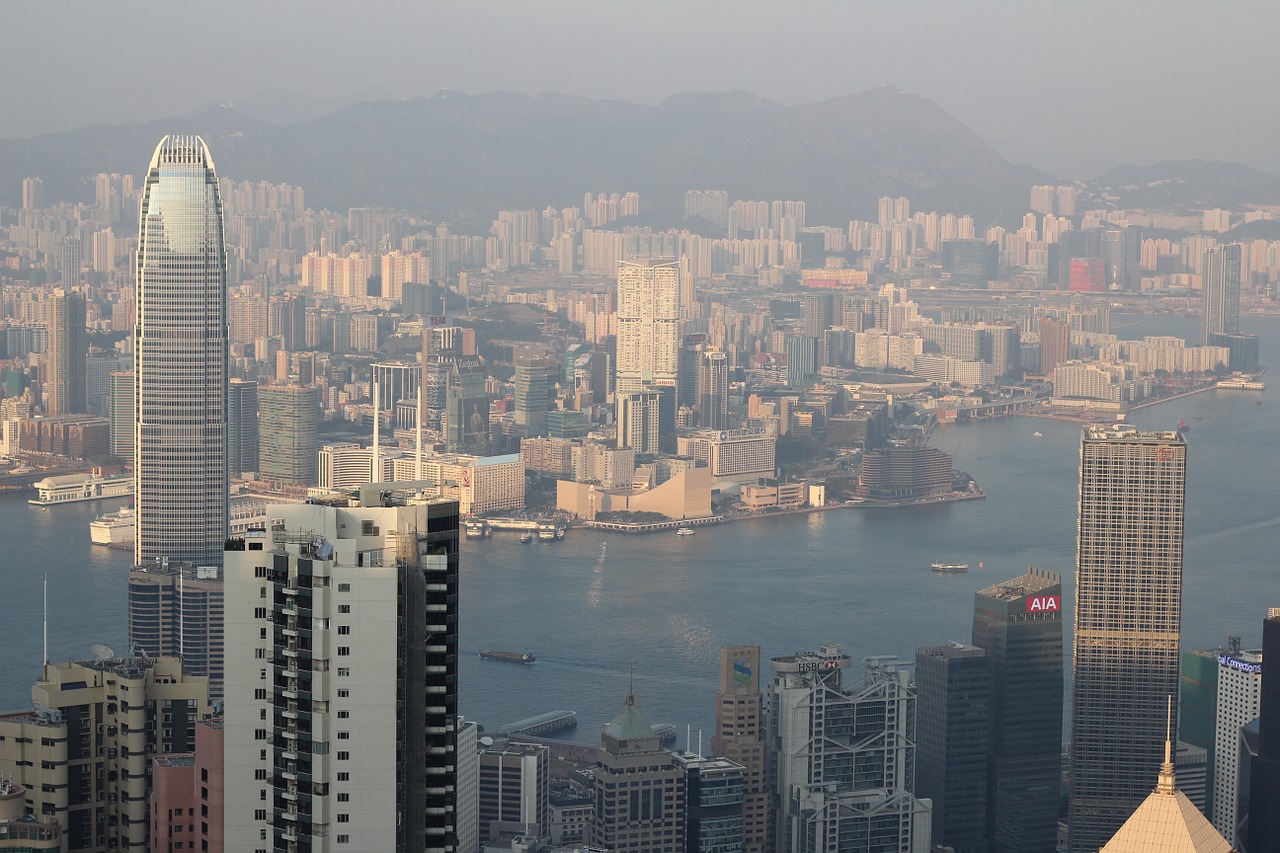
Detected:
left=90, top=507, right=135, bottom=546
left=29, top=470, right=133, bottom=506
left=465, top=520, right=488, bottom=539
left=479, top=650, right=536, bottom=664
left=537, top=523, right=558, bottom=541
left=930, top=562, right=969, bottom=573
left=675, top=527, right=696, bottom=536
left=519, top=532, right=535, bottom=544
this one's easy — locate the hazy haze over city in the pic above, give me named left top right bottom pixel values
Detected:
left=5, top=0, right=1280, bottom=178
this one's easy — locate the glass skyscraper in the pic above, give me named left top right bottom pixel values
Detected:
left=1201, top=243, right=1241, bottom=345
left=1069, top=426, right=1186, bottom=852
left=134, top=135, right=228, bottom=568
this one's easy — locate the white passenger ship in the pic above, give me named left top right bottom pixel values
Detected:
left=90, top=507, right=136, bottom=545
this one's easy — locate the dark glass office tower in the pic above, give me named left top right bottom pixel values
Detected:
left=915, top=643, right=990, bottom=853
left=1247, top=612, right=1280, bottom=853
left=972, top=568, right=1064, bottom=853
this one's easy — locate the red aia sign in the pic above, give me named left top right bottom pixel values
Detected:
left=1026, top=595, right=1061, bottom=613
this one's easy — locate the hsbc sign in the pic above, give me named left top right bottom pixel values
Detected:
left=1026, top=595, right=1061, bottom=613
left=797, top=660, right=841, bottom=673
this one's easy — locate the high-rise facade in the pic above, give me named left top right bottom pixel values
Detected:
left=45, top=288, right=87, bottom=416
left=767, top=647, right=931, bottom=853
left=971, top=568, right=1063, bottom=853
left=711, top=645, right=769, bottom=853
left=1212, top=646, right=1262, bottom=844
left=258, top=384, right=318, bottom=485
left=127, top=560, right=225, bottom=699
left=228, top=377, right=259, bottom=477
left=0, top=657, right=210, bottom=853
left=698, top=349, right=729, bottom=430
left=134, top=135, right=228, bottom=568
left=223, top=500, right=460, bottom=852
left=914, top=643, right=989, bottom=853
left=1246, top=612, right=1280, bottom=853
left=108, top=371, right=134, bottom=461
left=1201, top=244, right=1241, bottom=345
left=513, top=356, right=552, bottom=438
left=616, top=387, right=663, bottom=455
left=1070, top=426, right=1187, bottom=852
left=615, top=258, right=680, bottom=394
left=477, top=741, right=549, bottom=841
left=590, top=691, right=686, bottom=852
left=673, top=752, right=745, bottom=853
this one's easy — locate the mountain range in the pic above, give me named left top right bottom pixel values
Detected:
left=2, top=87, right=1278, bottom=228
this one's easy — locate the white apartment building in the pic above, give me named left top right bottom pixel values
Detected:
left=392, top=452, right=526, bottom=514
left=615, top=258, right=680, bottom=393
left=1212, top=649, right=1263, bottom=843
left=223, top=501, right=461, bottom=853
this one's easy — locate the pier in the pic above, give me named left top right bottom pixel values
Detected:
left=497, top=710, right=578, bottom=737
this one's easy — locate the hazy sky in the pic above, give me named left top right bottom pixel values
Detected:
left=5, top=1, right=1278, bottom=178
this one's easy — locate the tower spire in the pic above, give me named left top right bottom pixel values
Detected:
left=1156, top=694, right=1176, bottom=794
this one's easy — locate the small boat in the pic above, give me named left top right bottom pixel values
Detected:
left=555, top=527, right=565, bottom=540
left=931, top=562, right=969, bottom=573
left=675, top=527, right=696, bottom=536
left=519, top=532, right=534, bottom=543
left=464, top=520, right=487, bottom=539
left=479, top=650, right=536, bottom=664
left=1033, top=431, right=1043, bottom=437
left=1177, top=419, right=1191, bottom=431
left=537, top=523, right=557, bottom=541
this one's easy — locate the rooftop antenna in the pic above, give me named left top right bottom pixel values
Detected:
left=1156, top=695, right=1176, bottom=794
left=372, top=373, right=380, bottom=488
left=416, top=383, right=423, bottom=482
left=42, top=573, right=48, bottom=671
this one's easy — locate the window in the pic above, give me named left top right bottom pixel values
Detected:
left=338, top=625, right=351, bottom=635
left=254, top=689, right=267, bottom=701
left=337, top=772, right=349, bottom=781
left=253, top=607, right=267, bottom=619
left=337, top=731, right=350, bottom=740
left=337, top=793, right=350, bottom=802
left=338, top=605, right=351, bottom=614
left=337, top=668, right=350, bottom=677
left=254, top=769, right=266, bottom=781
left=337, top=583, right=351, bottom=592
left=337, top=814, right=350, bottom=823
left=337, top=836, right=349, bottom=844
left=337, top=710, right=350, bottom=719
left=254, top=566, right=268, bottom=578
left=254, top=809, right=267, bottom=821
left=337, top=751, right=350, bottom=761
left=337, top=647, right=350, bottom=656
left=337, top=689, right=350, bottom=698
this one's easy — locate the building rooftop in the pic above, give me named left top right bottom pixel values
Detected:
left=1099, top=723, right=1235, bottom=853
left=154, top=753, right=195, bottom=768
left=977, top=567, right=1062, bottom=601
left=1084, top=424, right=1184, bottom=443
left=602, top=693, right=657, bottom=743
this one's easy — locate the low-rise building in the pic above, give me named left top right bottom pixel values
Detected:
left=740, top=479, right=806, bottom=512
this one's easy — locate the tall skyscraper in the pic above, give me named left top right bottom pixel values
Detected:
left=258, top=384, right=318, bottom=485
left=1247, top=612, right=1280, bottom=853
left=445, top=356, right=489, bottom=455
left=223, top=500, right=460, bottom=852
left=477, top=741, right=549, bottom=841
left=615, top=258, right=680, bottom=394
left=767, top=647, right=931, bottom=853
left=1038, top=316, right=1071, bottom=377
left=698, top=349, right=729, bottom=431
left=590, top=690, right=686, bottom=852
left=616, top=387, right=663, bottom=454
left=134, top=135, right=228, bottom=568
left=227, top=377, right=259, bottom=477
left=711, top=645, right=769, bottom=853
left=108, top=370, right=134, bottom=462
left=673, top=752, right=746, bottom=853
left=1202, top=244, right=1242, bottom=345
left=1212, top=644, right=1262, bottom=844
left=1070, top=426, right=1187, bottom=852
left=971, top=568, right=1064, bottom=853
left=127, top=560, right=225, bottom=699
left=45, top=288, right=87, bottom=416
left=22, top=176, right=44, bottom=210
left=915, top=643, right=990, bottom=853
left=513, top=356, right=552, bottom=438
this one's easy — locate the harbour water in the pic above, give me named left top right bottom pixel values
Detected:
left=0, top=313, right=1275, bottom=747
